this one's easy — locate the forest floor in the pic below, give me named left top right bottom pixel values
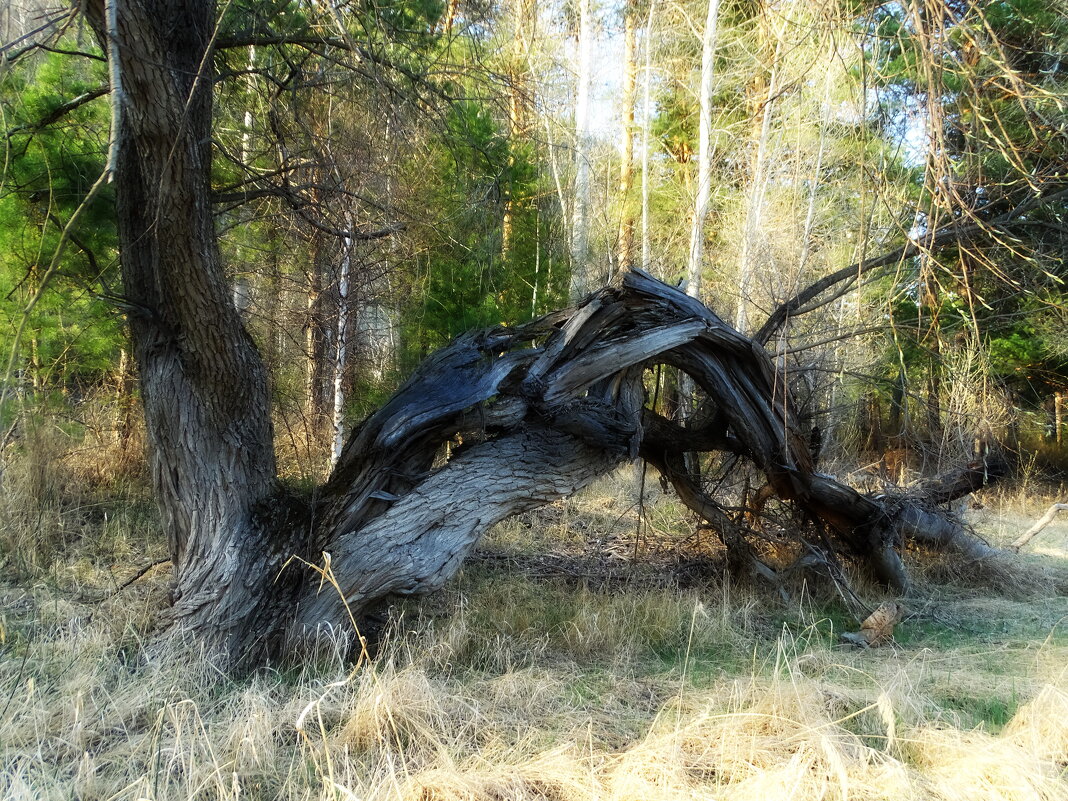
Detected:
left=2, top=463, right=1068, bottom=800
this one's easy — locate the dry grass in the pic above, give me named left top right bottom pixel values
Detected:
left=2, top=444, right=1068, bottom=800
left=0, top=414, right=158, bottom=581
left=2, top=547, right=1067, bottom=800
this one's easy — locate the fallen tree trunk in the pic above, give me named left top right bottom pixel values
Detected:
left=265, top=270, right=1002, bottom=653
left=125, top=250, right=998, bottom=661
left=108, top=258, right=1000, bottom=663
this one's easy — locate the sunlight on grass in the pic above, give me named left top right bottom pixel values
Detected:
left=2, top=564, right=1067, bottom=801
left=2, top=459, right=1068, bottom=800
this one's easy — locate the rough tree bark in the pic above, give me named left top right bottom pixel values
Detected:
left=88, top=0, right=1003, bottom=666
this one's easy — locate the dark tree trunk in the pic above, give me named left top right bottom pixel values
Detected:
left=88, top=1, right=1004, bottom=666
left=88, top=0, right=279, bottom=648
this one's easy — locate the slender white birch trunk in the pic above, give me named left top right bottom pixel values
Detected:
left=569, top=0, right=594, bottom=301
left=797, top=86, right=829, bottom=278
left=640, top=0, right=657, bottom=272
left=686, top=0, right=721, bottom=302
left=241, top=45, right=255, bottom=164
left=332, top=213, right=353, bottom=465
left=734, top=18, right=783, bottom=333
left=616, top=0, right=638, bottom=273
left=679, top=0, right=721, bottom=478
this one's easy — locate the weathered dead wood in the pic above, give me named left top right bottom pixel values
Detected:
left=284, top=269, right=1005, bottom=648
left=85, top=0, right=1010, bottom=665
left=123, top=257, right=1000, bottom=657
left=1012, top=503, right=1068, bottom=552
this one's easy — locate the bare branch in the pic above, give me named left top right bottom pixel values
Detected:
left=0, top=9, right=73, bottom=62
left=756, top=185, right=1068, bottom=345
left=292, top=209, right=405, bottom=241
left=214, top=32, right=453, bottom=101
left=3, top=87, right=110, bottom=139
left=1012, top=503, right=1068, bottom=551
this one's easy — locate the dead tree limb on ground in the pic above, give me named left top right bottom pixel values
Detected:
left=84, top=0, right=1016, bottom=667
left=1012, top=503, right=1068, bottom=552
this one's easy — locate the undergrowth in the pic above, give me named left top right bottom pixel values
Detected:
left=2, top=564, right=1067, bottom=801
left=2, top=420, right=1068, bottom=800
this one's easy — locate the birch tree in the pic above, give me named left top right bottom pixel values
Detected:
left=685, top=0, right=721, bottom=301
left=640, top=0, right=657, bottom=272
left=568, top=0, right=594, bottom=300
left=616, top=0, right=639, bottom=272
left=733, top=2, right=782, bottom=334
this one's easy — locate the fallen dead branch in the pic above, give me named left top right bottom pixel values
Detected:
left=1012, top=503, right=1068, bottom=552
